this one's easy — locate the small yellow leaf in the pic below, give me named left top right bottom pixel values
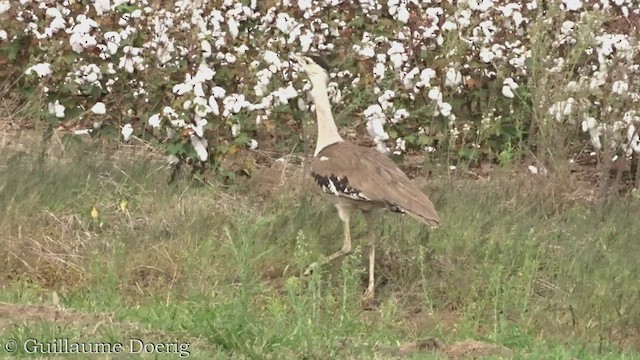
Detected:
left=119, top=199, right=128, bottom=211
left=227, top=144, right=239, bottom=156
left=91, top=207, right=99, bottom=219
left=263, top=120, right=276, bottom=132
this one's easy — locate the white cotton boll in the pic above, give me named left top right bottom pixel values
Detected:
left=235, top=44, right=249, bottom=55
left=627, top=125, right=640, bottom=154
left=69, top=33, right=97, bottom=53
left=562, top=0, right=582, bottom=11
left=0, top=1, right=9, bottom=14
left=442, top=20, right=457, bottom=31
left=193, top=83, right=205, bottom=97
left=48, top=100, right=65, bottom=118
left=190, top=135, right=208, bottom=161
left=420, top=68, right=436, bottom=86
left=402, top=67, right=420, bottom=90
left=225, top=53, right=237, bottom=63
left=167, top=154, right=179, bottom=165
left=173, top=83, right=193, bottom=95
left=201, top=39, right=212, bottom=57
left=389, top=52, right=405, bottom=70
left=373, top=63, right=386, bottom=81
left=194, top=99, right=211, bottom=118
left=364, top=104, right=384, bottom=118
left=397, top=6, right=409, bottom=23
left=590, top=131, right=602, bottom=150
left=504, top=78, right=518, bottom=89
left=194, top=64, right=215, bottom=82
left=74, top=129, right=91, bottom=135
left=387, top=41, right=406, bottom=69
left=612, top=80, right=628, bottom=95
left=121, top=124, right=133, bottom=141
left=388, top=0, right=399, bottom=15
left=582, top=117, right=597, bottom=132
left=428, top=87, right=442, bottom=101
left=445, top=67, right=462, bottom=88
left=148, top=114, right=161, bottom=128
left=364, top=106, right=390, bottom=154
left=263, top=50, right=281, bottom=66
left=502, top=85, right=515, bottom=98
left=479, top=48, right=495, bottom=63
left=249, top=139, right=258, bottom=150
left=561, top=21, right=575, bottom=35
left=358, top=46, right=376, bottom=58
left=273, top=85, right=299, bottom=105
left=171, top=118, right=186, bottom=128
left=589, top=71, right=607, bottom=90
left=208, top=96, right=220, bottom=116
left=297, top=98, right=307, bottom=111
left=25, top=63, right=52, bottom=77
left=299, top=31, right=314, bottom=52
left=231, top=123, right=241, bottom=137
left=91, top=102, right=106, bottom=114
left=528, top=165, right=538, bottom=174
left=194, top=117, right=208, bottom=137
left=468, top=0, right=494, bottom=12
left=228, top=18, right=239, bottom=38
left=438, top=102, right=452, bottom=117
left=392, top=109, right=409, bottom=123
left=93, top=0, right=110, bottom=15
left=211, top=86, right=226, bottom=98
left=375, top=142, right=390, bottom=154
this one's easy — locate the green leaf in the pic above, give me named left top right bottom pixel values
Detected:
left=66, top=106, right=84, bottom=120
left=458, top=147, right=477, bottom=160
left=234, top=133, right=250, bottom=146
left=168, top=142, right=186, bottom=155
left=61, top=133, right=82, bottom=147
left=115, top=4, right=139, bottom=13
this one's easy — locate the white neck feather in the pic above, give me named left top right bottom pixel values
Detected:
left=310, top=79, right=343, bottom=156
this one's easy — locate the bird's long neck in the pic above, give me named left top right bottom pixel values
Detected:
left=310, top=80, right=343, bottom=156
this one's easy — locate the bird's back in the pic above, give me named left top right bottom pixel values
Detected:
left=310, top=142, right=440, bottom=227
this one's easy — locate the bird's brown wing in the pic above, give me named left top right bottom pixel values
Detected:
left=311, top=142, right=440, bottom=227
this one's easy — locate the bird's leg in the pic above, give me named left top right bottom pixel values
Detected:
left=362, top=211, right=378, bottom=300
left=304, top=204, right=352, bottom=276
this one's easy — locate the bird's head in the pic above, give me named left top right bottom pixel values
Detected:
left=289, top=53, right=331, bottom=86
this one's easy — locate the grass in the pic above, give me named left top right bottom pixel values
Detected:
left=1, top=139, right=640, bottom=359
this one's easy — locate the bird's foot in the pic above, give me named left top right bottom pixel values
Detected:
left=303, top=262, right=319, bottom=276
left=361, top=287, right=379, bottom=310
left=363, top=287, right=374, bottom=299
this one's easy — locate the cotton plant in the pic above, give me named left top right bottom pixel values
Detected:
left=6, top=0, right=640, bottom=171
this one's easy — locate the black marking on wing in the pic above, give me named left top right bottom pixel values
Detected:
left=387, top=204, right=406, bottom=214
left=311, top=172, right=370, bottom=201
left=309, top=55, right=331, bottom=73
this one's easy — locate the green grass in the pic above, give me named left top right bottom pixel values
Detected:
left=1, top=142, right=639, bottom=359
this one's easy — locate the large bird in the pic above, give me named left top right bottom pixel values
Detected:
left=289, top=53, right=440, bottom=301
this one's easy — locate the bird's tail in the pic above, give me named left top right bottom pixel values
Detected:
left=390, top=183, right=441, bottom=228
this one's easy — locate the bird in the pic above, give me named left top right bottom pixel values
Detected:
left=289, top=53, right=441, bottom=302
